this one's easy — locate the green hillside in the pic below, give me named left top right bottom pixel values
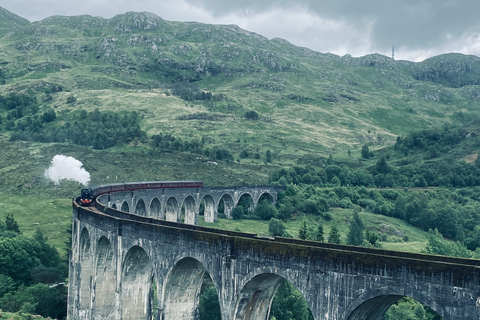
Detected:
left=1, top=7, right=480, bottom=161
left=0, top=5, right=480, bottom=248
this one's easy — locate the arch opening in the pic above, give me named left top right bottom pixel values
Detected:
left=79, top=227, right=93, bottom=310
left=270, top=280, right=314, bottom=320
left=121, top=246, right=153, bottom=320
left=111, top=203, right=117, bottom=210
left=149, top=198, right=161, bottom=218
left=164, top=257, right=218, bottom=320
left=237, top=193, right=254, bottom=215
left=258, top=192, right=274, bottom=205
left=121, top=201, right=130, bottom=213
left=94, top=237, right=116, bottom=318
left=234, top=274, right=313, bottom=320
left=135, top=199, right=146, bottom=216
left=346, top=295, right=444, bottom=320
left=201, top=195, right=216, bottom=223
left=218, top=194, right=234, bottom=219
left=199, top=273, right=221, bottom=320
left=166, top=197, right=179, bottom=222
left=234, top=273, right=282, bottom=320
left=182, top=196, right=196, bottom=225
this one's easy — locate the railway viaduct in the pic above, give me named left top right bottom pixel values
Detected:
left=68, top=182, right=480, bottom=320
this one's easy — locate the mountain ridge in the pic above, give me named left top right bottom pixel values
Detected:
left=1, top=5, right=480, bottom=157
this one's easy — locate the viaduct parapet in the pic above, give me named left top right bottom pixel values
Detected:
left=68, top=182, right=480, bottom=320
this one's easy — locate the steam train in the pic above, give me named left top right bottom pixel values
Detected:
left=77, top=181, right=203, bottom=207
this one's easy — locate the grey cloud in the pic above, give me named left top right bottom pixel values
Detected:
left=1, top=0, right=479, bottom=60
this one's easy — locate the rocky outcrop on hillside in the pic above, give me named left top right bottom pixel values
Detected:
left=411, top=54, right=480, bottom=88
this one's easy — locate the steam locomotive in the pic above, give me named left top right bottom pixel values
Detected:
left=76, top=181, right=203, bottom=207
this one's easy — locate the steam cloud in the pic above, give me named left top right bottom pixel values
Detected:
left=44, top=155, right=91, bottom=186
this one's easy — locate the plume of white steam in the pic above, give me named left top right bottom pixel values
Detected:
left=44, top=155, right=90, bottom=186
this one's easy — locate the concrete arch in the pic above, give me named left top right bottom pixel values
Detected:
left=181, top=196, right=196, bottom=225
left=236, top=193, right=254, bottom=214
left=79, top=227, right=93, bottom=310
left=341, top=288, right=448, bottom=320
left=201, top=195, right=216, bottom=223
left=218, top=194, right=234, bottom=219
left=121, top=245, right=153, bottom=320
left=166, top=197, right=179, bottom=222
left=233, top=273, right=284, bottom=320
left=135, top=199, right=147, bottom=216
left=258, top=192, right=274, bottom=204
left=121, top=201, right=130, bottom=213
left=94, top=236, right=116, bottom=319
left=163, top=257, right=212, bottom=320
left=149, top=197, right=162, bottom=218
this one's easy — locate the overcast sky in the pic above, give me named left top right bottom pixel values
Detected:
left=1, top=0, right=479, bottom=62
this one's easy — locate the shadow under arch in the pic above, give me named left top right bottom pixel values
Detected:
left=237, top=193, right=254, bottom=214
left=258, top=192, right=274, bottom=204
left=233, top=273, right=284, bottom=320
left=121, top=201, right=130, bottom=212
left=218, top=194, right=234, bottom=218
left=135, top=199, right=146, bottom=216
left=94, top=236, right=116, bottom=318
left=166, top=197, right=179, bottom=222
left=342, top=289, right=447, bottom=320
left=181, top=196, right=196, bottom=225
left=163, top=257, right=218, bottom=320
left=121, top=245, right=154, bottom=320
left=149, top=197, right=161, bottom=218
left=79, top=227, right=93, bottom=311
left=201, top=195, right=216, bottom=223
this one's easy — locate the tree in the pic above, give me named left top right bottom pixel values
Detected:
left=328, top=226, right=341, bottom=244
left=0, top=274, right=15, bottom=299
left=347, top=212, right=365, bottom=246
left=365, top=230, right=379, bottom=246
left=361, top=144, right=370, bottom=159
left=383, top=297, right=441, bottom=320
left=256, top=200, right=277, bottom=220
left=231, top=206, right=244, bottom=220
left=425, top=229, right=471, bottom=258
left=270, top=281, right=314, bottom=320
left=315, top=224, right=324, bottom=242
left=5, top=214, right=21, bottom=234
left=199, top=277, right=221, bottom=320
left=266, top=150, right=272, bottom=163
left=298, top=221, right=309, bottom=240
left=269, top=218, right=286, bottom=237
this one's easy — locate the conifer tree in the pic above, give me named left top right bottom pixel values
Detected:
left=347, top=212, right=365, bottom=246
left=328, top=226, right=341, bottom=244
left=315, top=224, right=324, bottom=242
left=298, top=221, right=309, bottom=240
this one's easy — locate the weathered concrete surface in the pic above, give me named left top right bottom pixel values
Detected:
left=69, top=184, right=480, bottom=320
left=97, top=185, right=283, bottom=224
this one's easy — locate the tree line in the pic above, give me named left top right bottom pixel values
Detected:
left=0, top=214, right=67, bottom=319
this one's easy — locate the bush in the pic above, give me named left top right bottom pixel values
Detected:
left=269, top=218, right=286, bottom=236
left=231, top=206, right=244, bottom=220
left=256, top=200, right=278, bottom=220
left=244, top=110, right=259, bottom=120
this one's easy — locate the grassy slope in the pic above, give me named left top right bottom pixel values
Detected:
left=198, top=208, right=428, bottom=253
left=1, top=10, right=479, bottom=257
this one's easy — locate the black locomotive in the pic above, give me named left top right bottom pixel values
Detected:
left=78, top=187, right=94, bottom=206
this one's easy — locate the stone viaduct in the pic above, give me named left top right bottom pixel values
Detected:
left=68, top=182, right=480, bottom=320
